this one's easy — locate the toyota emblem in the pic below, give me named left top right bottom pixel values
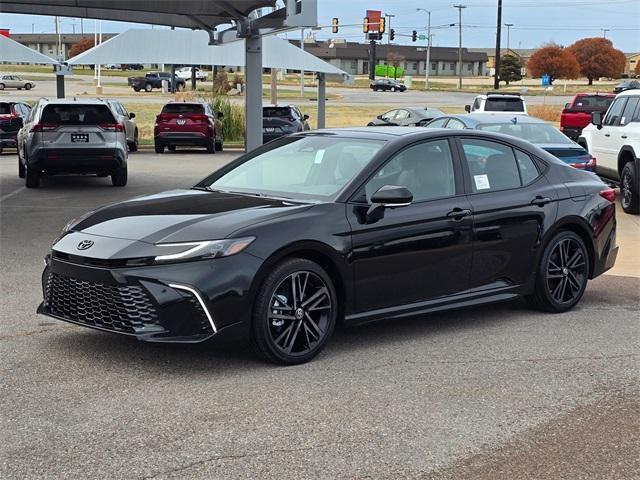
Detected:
left=77, top=240, right=94, bottom=250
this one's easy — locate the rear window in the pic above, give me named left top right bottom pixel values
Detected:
left=572, top=96, right=614, bottom=110
left=263, top=107, right=293, bottom=118
left=161, top=104, right=205, bottom=114
left=40, top=104, right=115, bottom=125
left=478, top=122, right=573, bottom=145
left=0, top=103, right=11, bottom=115
left=485, top=97, right=525, bottom=112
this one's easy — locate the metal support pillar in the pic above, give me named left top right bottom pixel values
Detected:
left=368, top=40, right=377, bottom=80
left=191, top=66, right=197, bottom=91
left=317, top=73, right=326, bottom=129
left=56, top=74, right=65, bottom=98
left=245, top=35, right=263, bottom=152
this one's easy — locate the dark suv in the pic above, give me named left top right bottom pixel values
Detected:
left=154, top=102, right=222, bottom=153
left=370, top=79, right=407, bottom=92
left=263, top=105, right=310, bottom=143
left=0, top=101, right=32, bottom=154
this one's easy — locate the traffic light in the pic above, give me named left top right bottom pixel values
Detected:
left=331, top=17, right=339, bottom=34
left=389, top=28, right=395, bottom=41
left=411, top=30, right=418, bottom=42
left=363, top=17, right=369, bottom=33
left=379, top=17, right=386, bottom=33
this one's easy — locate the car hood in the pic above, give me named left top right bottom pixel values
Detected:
left=68, top=189, right=312, bottom=245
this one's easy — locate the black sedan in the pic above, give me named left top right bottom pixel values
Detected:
left=40, top=128, right=618, bottom=365
left=370, top=79, right=407, bottom=92
left=613, top=80, right=639, bottom=94
left=368, top=107, right=446, bottom=127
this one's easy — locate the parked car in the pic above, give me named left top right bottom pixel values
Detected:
left=104, top=99, right=138, bottom=152
left=613, top=80, right=640, bottom=94
left=579, top=89, right=640, bottom=213
left=176, top=67, right=208, bottom=81
left=370, top=78, right=407, bottom=92
left=0, top=101, right=31, bottom=154
left=263, top=105, right=310, bottom=143
left=0, top=74, right=35, bottom=91
left=154, top=101, right=222, bottom=153
left=128, top=72, right=185, bottom=92
left=17, top=99, right=128, bottom=188
left=425, top=114, right=596, bottom=171
left=122, top=64, right=144, bottom=71
left=39, top=128, right=618, bottom=365
left=465, top=92, right=527, bottom=114
left=368, top=107, right=445, bottom=127
left=560, top=93, right=615, bottom=141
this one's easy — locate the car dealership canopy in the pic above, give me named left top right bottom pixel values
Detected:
left=1, top=0, right=320, bottom=150
left=0, top=34, right=58, bottom=64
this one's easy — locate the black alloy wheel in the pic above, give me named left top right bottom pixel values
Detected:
left=621, top=162, right=639, bottom=214
left=252, top=258, right=337, bottom=365
left=528, top=231, right=589, bottom=312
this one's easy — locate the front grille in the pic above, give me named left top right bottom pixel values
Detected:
left=185, top=295, right=214, bottom=334
left=44, top=272, right=159, bottom=333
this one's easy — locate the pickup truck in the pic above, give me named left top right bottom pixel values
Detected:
left=127, top=72, right=185, bottom=93
left=560, top=93, right=615, bottom=141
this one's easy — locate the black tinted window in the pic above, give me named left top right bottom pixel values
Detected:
left=484, top=97, right=525, bottom=112
left=461, top=138, right=521, bottom=192
left=263, top=107, right=294, bottom=118
left=621, top=97, right=639, bottom=126
left=161, top=104, right=205, bottom=114
left=40, top=105, right=115, bottom=125
left=604, top=98, right=627, bottom=126
left=0, top=103, right=11, bottom=115
left=572, top=95, right=614, bottom=110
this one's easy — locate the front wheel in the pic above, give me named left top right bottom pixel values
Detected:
left=18, top=152, right=25, bottom=178
left=154, top=143, right=164, bottom=154
left=111, top=167, right=127, bottom=187
left=251, top=258, right=337, bottom=365
left=527, top=231, right=589, bottom=313
left=390, top=87, right=396, bottom=92
left=133, top=87, right=141, bottom=92
left=129, top=129, right=139, bottom=152
left=144, top=83, right=152, bottom=92
left=0, top=84, right=4, bottom=90
left=25, top=84, right=32, bottom=90
left=206, top=138, right=216, bottom=153
left=621, top=162, right=639, bottom=214
left=25, top=166, right=40, bottom=188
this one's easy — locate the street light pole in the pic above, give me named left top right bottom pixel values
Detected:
left=384, top=13, right=395, bottom=45
left=494, top=0, right=503, bottom=90
left=505, top=23, right=513, bottom=51
left=601, top=28, right=610, bottom=38
left=454, top=5, right=466, bottom=89
left=417, top=8, right=431, bottom=90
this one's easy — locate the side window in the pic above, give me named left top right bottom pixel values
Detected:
left=515, top=150, right=540, bottom=185
left=427, top=118, right=448, bottom=128
left=365, top=139, right=456, bottom=202
left=472, top=98, right=481, bottom=111
left=380, top=110, right=396, bottom=122
left=395, top=110, right=410, bottom=121
left=620, top=97, right=639, bottom=126
left=460, top=138, right=521, bottom=192
left=604, top=98, right=627, bottom=126
left=118, top=102, right=128, bottom=117
left=446, top=119, right=467, bottom=130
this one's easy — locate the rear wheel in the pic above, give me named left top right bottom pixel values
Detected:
left=176, top=83, right=184, bottom=92
left=111, top=167, right=127, bottom=187
left=25, top=84, right=32, bottom=90
left=133, top=87, right=141, bottom=92
left=144, top=83, right=152, bottom=92
left=18, top=153, right=25, bottom=178
left=390, top=87, right=396, bottom=92
left=154, top=142, right=164, bottom=154
left=215, top=140, right=223, bottom=151
left=25, top=166, right=40, bottom=188
left=251, top=258, right=337, bottom=365
left=527, top=231, right=589, bottom=313
left=0, top=84, right=4, bottom=90
left=206, top=138, right=216, bottom=153
left=129, top=129, right=139, bottom=152
left=621, top=162, right=639, bottom=214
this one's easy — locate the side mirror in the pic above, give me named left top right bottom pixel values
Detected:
left=376, top=115, right=383, bottom=120
left=591, top=111, right=603, bottom=129
left=303, top=114, right=309, bottom=121
left=366, top=185, right=413, bottom=223
left=129, top=112, right=136, bottom=119
left=564, top=102, right=571, bottom=109
left=464, top=105, right=471, bottom=113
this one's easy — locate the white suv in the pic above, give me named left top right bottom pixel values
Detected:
left=579, top=89, right=640, bottom=214
left=465, top=93, right=527, bottom=115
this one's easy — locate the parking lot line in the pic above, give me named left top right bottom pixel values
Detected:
left=0, top=186, right=25, bottom=202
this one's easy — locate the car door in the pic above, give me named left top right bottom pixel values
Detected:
left=378, top=110, right=398, bottom=126
left=592, top=96, right=628, bottom=178
left=457, top=136, right=558, bottom=290
left=395, top=109, right=411, bottom=126
left=346, top=137, right=473, bottom=313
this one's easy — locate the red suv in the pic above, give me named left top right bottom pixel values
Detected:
left=154, top=102, right=223, bottom=153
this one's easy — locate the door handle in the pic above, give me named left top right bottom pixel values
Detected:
left=447, top=208, right=472, bottom=220
left=604, top=133, right=610, bottom=137
left=531, top=196, right=552, bottom=207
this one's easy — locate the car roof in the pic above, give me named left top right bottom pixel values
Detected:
left=617, top=88, right=640, bottom=97
left=37, top=98, right=109, bottom=105
left=436, top=113, right=547, bottom=126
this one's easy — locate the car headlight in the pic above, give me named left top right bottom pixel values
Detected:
left=154, top=237, right=255, bottom=262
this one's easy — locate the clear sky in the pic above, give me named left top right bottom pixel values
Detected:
left=1, top=0, right=639, bottom=52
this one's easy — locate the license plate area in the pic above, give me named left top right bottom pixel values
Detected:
left=176, top=119, right=186, bottom=125
left=71, top=133, right=89, bottom=143
left=264, top=127, right=276, bottom=133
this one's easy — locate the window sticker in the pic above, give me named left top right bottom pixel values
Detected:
left=314, top=149, right=325, bottom=164
left=474, top=174, right=491, bottom=190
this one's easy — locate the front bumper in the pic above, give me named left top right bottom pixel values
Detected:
left=39, top=252, right=262, bottom=343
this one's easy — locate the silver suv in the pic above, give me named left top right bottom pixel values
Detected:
left=17, top=99, right=128, bottom=188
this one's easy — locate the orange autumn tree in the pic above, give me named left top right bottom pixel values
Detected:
left=568, top=38, right=626, bottom=85
left=68, top=37, right=95, bottom=58
left=527, top=44, right=580, bottom=84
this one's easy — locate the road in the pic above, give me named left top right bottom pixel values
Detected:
left=1, top=151, right=638, bottom=479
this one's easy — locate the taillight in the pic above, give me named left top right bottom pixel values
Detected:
left=156, top=114, right=170, bottom=123
left=570, top=155, right=596, bottom=170
left=31, top=123, right=58, bottom=132
left=599, top=188, right=616, bottom=203
left=191, top=114, right=208, bottom=122
left=99, top=123, right=124, bottom=132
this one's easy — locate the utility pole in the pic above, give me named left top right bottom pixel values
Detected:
left=300, top=28, right=305, bottom=97
left=80, top=18, right=83, bottom=36
left=54, top=16, right=60, bottom=59
left=93, top=20, right=97, bottom=84
left=385, top=13, right=395, bottom=45
left=417, top=8, right=431, bottom=90
left=454, top=5, right=466, bottom=89
left=601, top=28, right=610, bottom=38
left=505, top=23, right=513, bottom=51
left=494, top=0, right=502, bottom=90
left=270, top=6, right=278, bottom=105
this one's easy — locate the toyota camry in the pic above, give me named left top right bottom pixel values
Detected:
left=39, top=128, right=618, bottom=364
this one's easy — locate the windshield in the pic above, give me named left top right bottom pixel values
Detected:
left=484, top=97, right=525, bottom=112
left=40, top=104, right=115, bottom=125
left=263, top=107, right=293, bottom=118
left=161, top=104, right=204, bottom=114
left=477, top=122, right=573, bottom=144
left=572, top=95, right=614, bottom=110
left=201, top=135, right=385, bottom=201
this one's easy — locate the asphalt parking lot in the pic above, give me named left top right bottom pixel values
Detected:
left=1, top=150, right=638, bottom=479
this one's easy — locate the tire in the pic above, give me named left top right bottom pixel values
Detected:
left=25, top=84, right=32, bottom=90
left=390, top=87, right=396, bottom=92
left=176, top=83, right=184, bottom=92
left=133, top=87, right=141, bottom=92
left=251, top=258, right=338, bottom=365
left=18, top=152, right=25, bottom=178
left=620, top=162, right=639, bottom=214
left=0, top=84, right=4, bottom=90
left=154, top=143, right=164, bottom=154
left=111, top=167, right=127, bottom=187
left=168, top=145, right=176, bottom=152
left=129, top=129, right=139, bottom=152
left=206, top=138, right=216, bottom=153
left=215, top=140, right=223, bottom=152
left=25, top=166, right=40, bottom=188
left=526, top=231, right=589, bottom=313
left=144, top=83, right=152, bottom=92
